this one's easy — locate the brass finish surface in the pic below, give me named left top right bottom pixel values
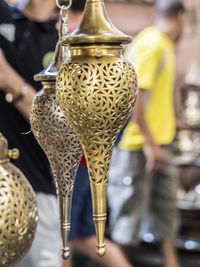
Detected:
left=56, top=0, right=137, bottom=255
left=61, top=0, right=132, bottom=45
left=30, top=60, right=82, bottom=260
left=0, top=133, right=38, bottom=267
left=30, top=4, right=83, bottom=259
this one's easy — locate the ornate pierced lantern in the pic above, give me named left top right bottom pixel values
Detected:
left=30, top=49, right=82, bottom=260
left=56, top=0, right=137, bottom=256
left=30, top=2, right=83, bottom=259
left=0, top=133, right=38, bottom=266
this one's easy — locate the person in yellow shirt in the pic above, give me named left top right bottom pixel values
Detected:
left=108, top=1, right=186, bottom=267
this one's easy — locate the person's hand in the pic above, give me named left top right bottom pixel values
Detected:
left=143, top=142, right=166, bottom=173
left=0, top=48, right=25, bottom=98
left=0, top=48, right=14, bottom=90
left=0, top=49, right=35, bottom=119
left=176, top=119, right=189, bottom=131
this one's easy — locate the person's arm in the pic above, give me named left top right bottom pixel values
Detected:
left=131, top=89, right=166, bottom=173
left=126, top=40, right=166, bottom=172
left=0, top=49, right=35, bottom=120
left=0, top=0, right=12, bottom=23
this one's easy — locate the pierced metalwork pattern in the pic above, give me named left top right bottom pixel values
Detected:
left=30, top=91, right=82, bottom=196
left=30, top=89, right=82, bottom=259
left=56, top=58, right=137, bottom=256
left=0, top=163, right=38, bottom=267
left=56, top=60, right=137, bottom=185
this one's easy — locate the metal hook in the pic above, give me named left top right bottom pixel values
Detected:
left=56, top=0, right=72, bottom=10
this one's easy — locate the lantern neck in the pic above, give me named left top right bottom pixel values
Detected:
left=42, top=81, right=56, bottom=95
left=34, top=60, right=57, bottom=82
left=62, top=0, right=132, bottom=45
left=70, top=44, right=123, bottom=58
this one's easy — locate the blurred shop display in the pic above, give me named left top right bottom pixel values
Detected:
left=173, top=62, right=200, bottom=165
left=185, top=61, right=200, bottom=88
left=183, top=90, right=200, bottom=126
left=181, top=62, right=200, bottom=127
left=177, top=181, right=200, bottom=252
left=175, top=67, right=200, bottom=252
left=173, top=130, right=200, bottom=166
left=140, top=65, right=200, bottom=254
left=171, top=63, right=200, bottom=252
left=187, top=3, right=198, bottom=36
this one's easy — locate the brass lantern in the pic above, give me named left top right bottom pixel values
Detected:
left=0, top=133, right=38, bottom=267
left=56, top=0, right=137, bottom=256
left=30, top=49, right=82, bottom=259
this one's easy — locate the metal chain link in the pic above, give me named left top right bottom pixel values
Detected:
left=56, top=0, right=72, bottom=10
left=53, top=0, right=71, bottom=66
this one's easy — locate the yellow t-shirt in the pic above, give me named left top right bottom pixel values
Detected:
left=120, top=26, right=176, bottom=151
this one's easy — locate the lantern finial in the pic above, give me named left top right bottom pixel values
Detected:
left=62, top=0, right=132, bottom=45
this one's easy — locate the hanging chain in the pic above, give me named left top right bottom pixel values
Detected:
left=54, top=0, right=72, bottom=66
left=59, top=7, right=69, bottom=39
left=56, top=0, right=72, bottom=40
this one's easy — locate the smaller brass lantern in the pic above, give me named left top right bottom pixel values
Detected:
left=0, top=133, right=38, bottom=267
left=56, top=0, right=137, bottom=256
left=30, top=50, right=82, bottom=259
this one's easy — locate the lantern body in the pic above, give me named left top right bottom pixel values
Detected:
left=56, top=47, right=137, bottom=175
left=56, top=46, right=137, bottom=255
left=30, top=80, right=82, bottom=259
left=0, top=134, right=38, bottom=266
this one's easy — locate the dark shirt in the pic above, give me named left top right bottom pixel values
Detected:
left=0, top=1, right=58, bottom=195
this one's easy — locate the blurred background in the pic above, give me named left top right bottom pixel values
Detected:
left=4, top=0, right=200, bottom=266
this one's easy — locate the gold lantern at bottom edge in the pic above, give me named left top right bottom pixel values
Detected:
left=0, top=133, right=38, bottom=267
